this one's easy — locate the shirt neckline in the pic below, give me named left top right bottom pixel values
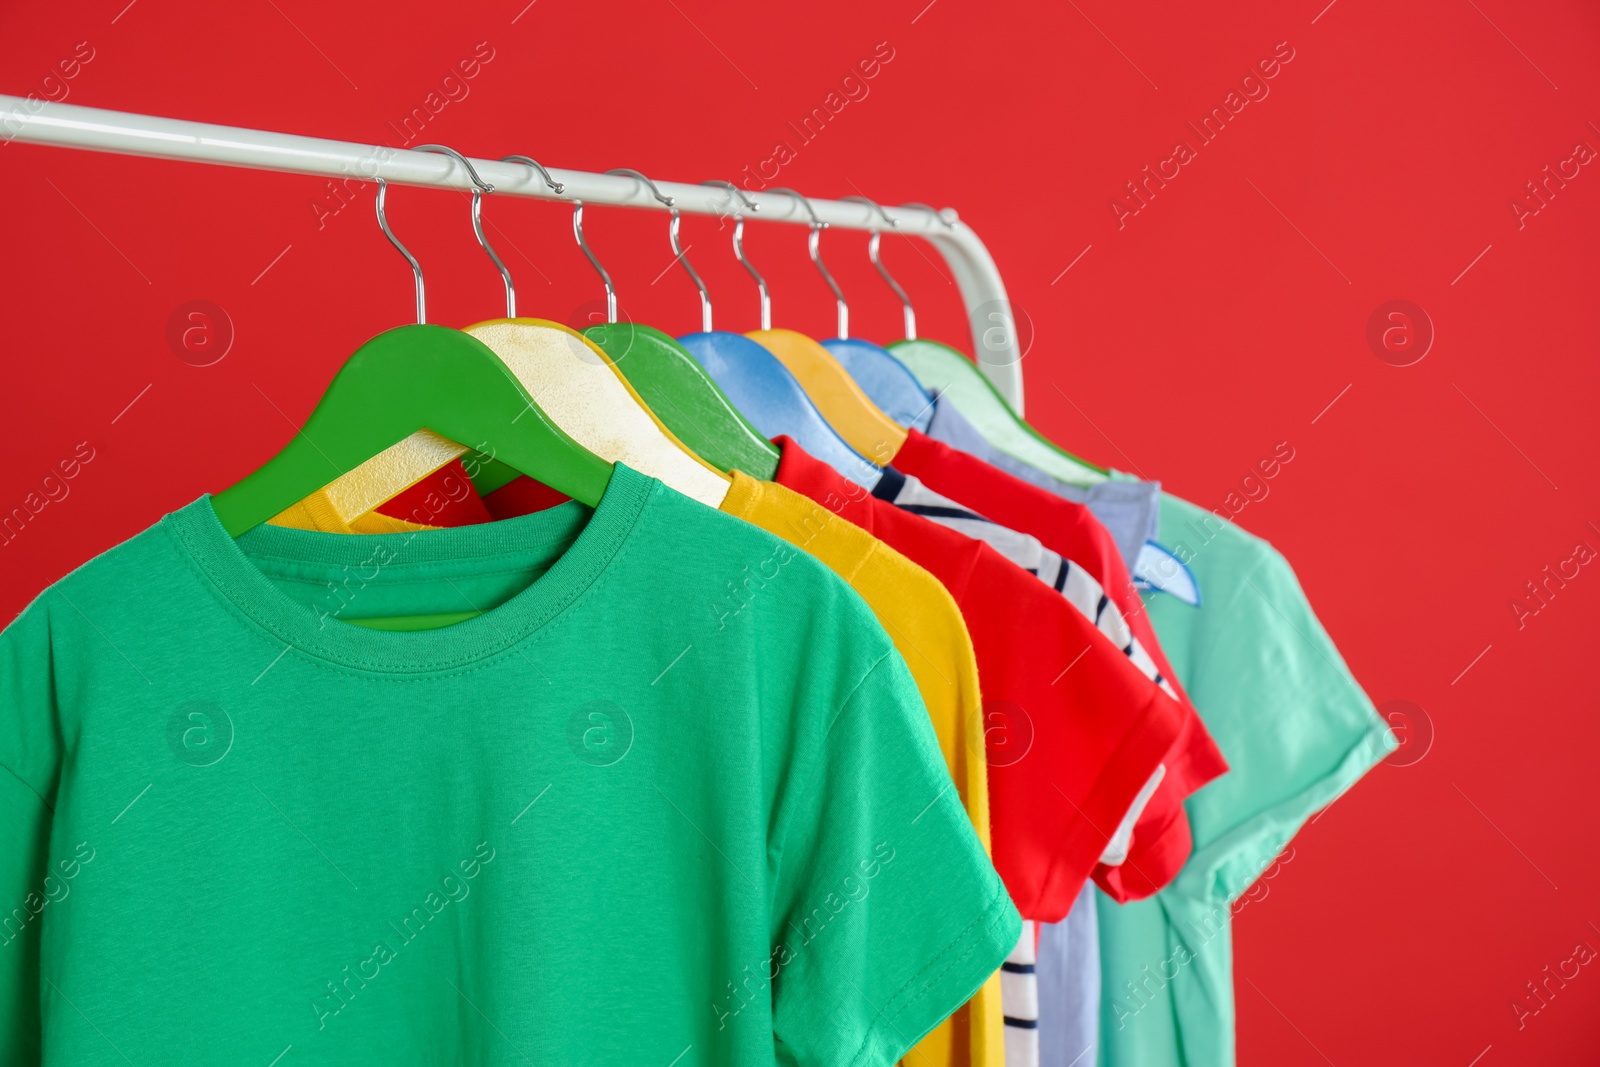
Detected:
left=773, top=436, right=879, bottom=537
left=718, top=469, right=765, bottom=519
left=722, top=469, right=880, bottom=586
left=165, top=463, right=653, bottom=674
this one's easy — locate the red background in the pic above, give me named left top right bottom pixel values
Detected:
left=3, top=1, right=1598, bottom=1062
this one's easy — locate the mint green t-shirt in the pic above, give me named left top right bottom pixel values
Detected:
left=0, top=464, right=1019, bottom=1066
left=1096, top=493, right=1396, bottom=1067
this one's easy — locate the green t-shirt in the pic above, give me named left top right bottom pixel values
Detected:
left=0, top=464, right=1019, bottom=1066
left=1096, top=493, right=1396, bottom=1067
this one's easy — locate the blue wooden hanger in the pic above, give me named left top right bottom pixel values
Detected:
left=820, top=196, right=936, bottom=432
left=679, top=184, right=880, bottom=488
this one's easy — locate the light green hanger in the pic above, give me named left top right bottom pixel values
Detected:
left=578, top=176, right=779, bottom=481
left=213, top=179, right=613, bottom=631
left=881, top=202, right=1106, bottom=485
left=891, top=337, right=1108, bottom=486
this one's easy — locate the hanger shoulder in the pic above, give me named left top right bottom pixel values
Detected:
left=889, top=338, right=1107, bottom=486
left=466, top=319, right=729, bottom=508
left=587, top=323, right=779, bottom=481
left=747, top=329, right=907, bottom=465
left=682, top=331, right=880, bottom=488
left=821, top=337, right=935, bottom=432
left=213, top=324, right=612, bottom=535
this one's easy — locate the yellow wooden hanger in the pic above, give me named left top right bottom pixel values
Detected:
left=746, top=189, right=907, bottom=466
left=276, top=149, right=729, bottom=528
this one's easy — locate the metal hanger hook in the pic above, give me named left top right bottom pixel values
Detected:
left=902, top=202, right=958, bottom=229
left=374, top=178, right=426, bottom=325
left=500, top=154, right=565, bottom=196
left=702, top=180, right=769, bottom=331
left=843, top=195, right=916, bottom=341
left=608, top=168, right=711, bottom=332
left=571, top=200, right=617, bottom=326
left=700, top=178, right=759, bottom=223
left=413, top=144, right=517, bottom=318
left=771, top=187, right=847, bottom=339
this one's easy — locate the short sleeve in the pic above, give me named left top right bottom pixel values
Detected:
left=964, top=549, right=1184, bottom=923
left=0, top=603, right=59, bottom=1063
left=1160, top=545, right=1397, bottom=903
left=769, top=652, right=1020, bottom=1067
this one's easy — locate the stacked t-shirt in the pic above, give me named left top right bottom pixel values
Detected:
left=869, top=438, right=1219, bottom=1067
left=1092, top=490, right=1395, bottom=1067
left=916, top=399, right=1397, bottom=1067
left=889, top=429, right=1230, bottom=901
left=871, top=467, right=1179, bottom=704
left=923, top=398, right=1156, bottom=1067
left=769, top=437, right=1184, bottom=918
left=0, top=465, right=1018, bottom=1065
left=1037, top=881, right=1102, bottom=1067
left=865, top=470, right=1170, bottom=862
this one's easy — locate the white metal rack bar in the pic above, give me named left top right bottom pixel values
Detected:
left=0, top=94, right=1024, bottom=409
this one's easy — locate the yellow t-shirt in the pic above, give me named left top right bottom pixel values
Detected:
left=268, top=493, right=435, bottom=534
left=719, top=472, right=1003, bottom=1067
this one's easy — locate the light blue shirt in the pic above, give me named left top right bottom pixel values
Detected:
left=922, top=398, right=1159, bottom=566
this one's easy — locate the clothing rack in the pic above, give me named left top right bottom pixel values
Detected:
left=0, top=94, right=1026, bottom=410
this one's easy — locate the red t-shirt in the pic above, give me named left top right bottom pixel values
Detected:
left=374, top=466, right=571, bottom=527
left=773, top=437, right=1183, bottom=921
left=892, top=429, right=1230, bottom=900
left=371, top=459, right=495, bottom=527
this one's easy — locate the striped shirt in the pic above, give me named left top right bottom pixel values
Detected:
left=1002, top=921, right=1040, bottom=1066
left=874, top=466, right=1178, bottom=1064
left=874, top=467, right=1178, bottom=702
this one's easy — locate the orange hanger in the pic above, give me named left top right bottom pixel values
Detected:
left=748, top=189, right=908, bottom=465
left=746, top=328, right=906, bottom=465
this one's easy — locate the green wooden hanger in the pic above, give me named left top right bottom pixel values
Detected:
left=213, top=179, right=613, bottom=538
left=587, top=321, right=779, bottom=480
left=571, top=185, right=779, bottom=481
